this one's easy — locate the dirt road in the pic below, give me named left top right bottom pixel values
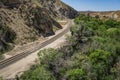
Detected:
left=0, top=20, right=73, bottom=79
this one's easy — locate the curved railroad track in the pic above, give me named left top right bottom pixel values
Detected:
left=0, top=20, right=72, bottom=69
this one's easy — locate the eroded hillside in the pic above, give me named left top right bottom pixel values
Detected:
left=0, top=0, right=78, bottom=54
left=39, top=0, right=78, bottom=19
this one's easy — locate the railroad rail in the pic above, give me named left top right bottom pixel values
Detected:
left=0, top=20, right=72, bottom=69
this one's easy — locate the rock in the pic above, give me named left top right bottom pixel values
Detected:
left=39, top=0, right=78, bottom=19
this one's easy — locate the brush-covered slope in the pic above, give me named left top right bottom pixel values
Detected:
left=81, top=11, right=120, bottom=21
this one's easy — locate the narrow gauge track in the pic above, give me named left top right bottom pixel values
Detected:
left=0, top=20, right=72, bottom=69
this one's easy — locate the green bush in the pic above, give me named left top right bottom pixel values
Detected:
left=89, top=49, right=114, bottom=79
left=66, top=69, right=87, bottom=80
left=0, top=77, right=3, bottom=80
left=89, top=50, right=112, bottom=64
left=21, top=66, right=55, bottom=80
left=38, top=48, right=63, bottom=68
left=0, top=54, right=4, bottom=61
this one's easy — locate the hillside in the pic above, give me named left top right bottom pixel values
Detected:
left=39, top=0, right=78, bottom=19
left=80, top=11, right=120, bottom=21
left=0, top=0, right=78, bottom=55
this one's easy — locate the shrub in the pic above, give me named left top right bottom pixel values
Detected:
left=65, top=69, right=87, bottom=80
left=21, top=66, right=55, bottom=80
left=20, top=14, right=120, bottom=80
left=89, top=50, right=113, bottom=79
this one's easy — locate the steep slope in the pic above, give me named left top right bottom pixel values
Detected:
left=39, top=0, right=78, bottom=19
left=0, top=0, right=78, bottom=54
left=0, top=18, right=16, bottom=54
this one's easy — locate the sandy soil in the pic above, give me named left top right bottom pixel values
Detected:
left=0, top=20, right=71, bottom=79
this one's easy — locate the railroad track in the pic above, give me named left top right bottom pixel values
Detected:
left=0, top=20, right=72, bottom=69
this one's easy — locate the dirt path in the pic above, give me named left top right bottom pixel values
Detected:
left=0, top=20, right=73, bottom=79
left=0, top=32, right=70, bottom=79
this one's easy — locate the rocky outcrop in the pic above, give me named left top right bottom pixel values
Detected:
left=39, top=0, right=78, bottom=19
left=0, top=18, right=16, bottom=54
left=19, top=3, right=62, bottom=37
